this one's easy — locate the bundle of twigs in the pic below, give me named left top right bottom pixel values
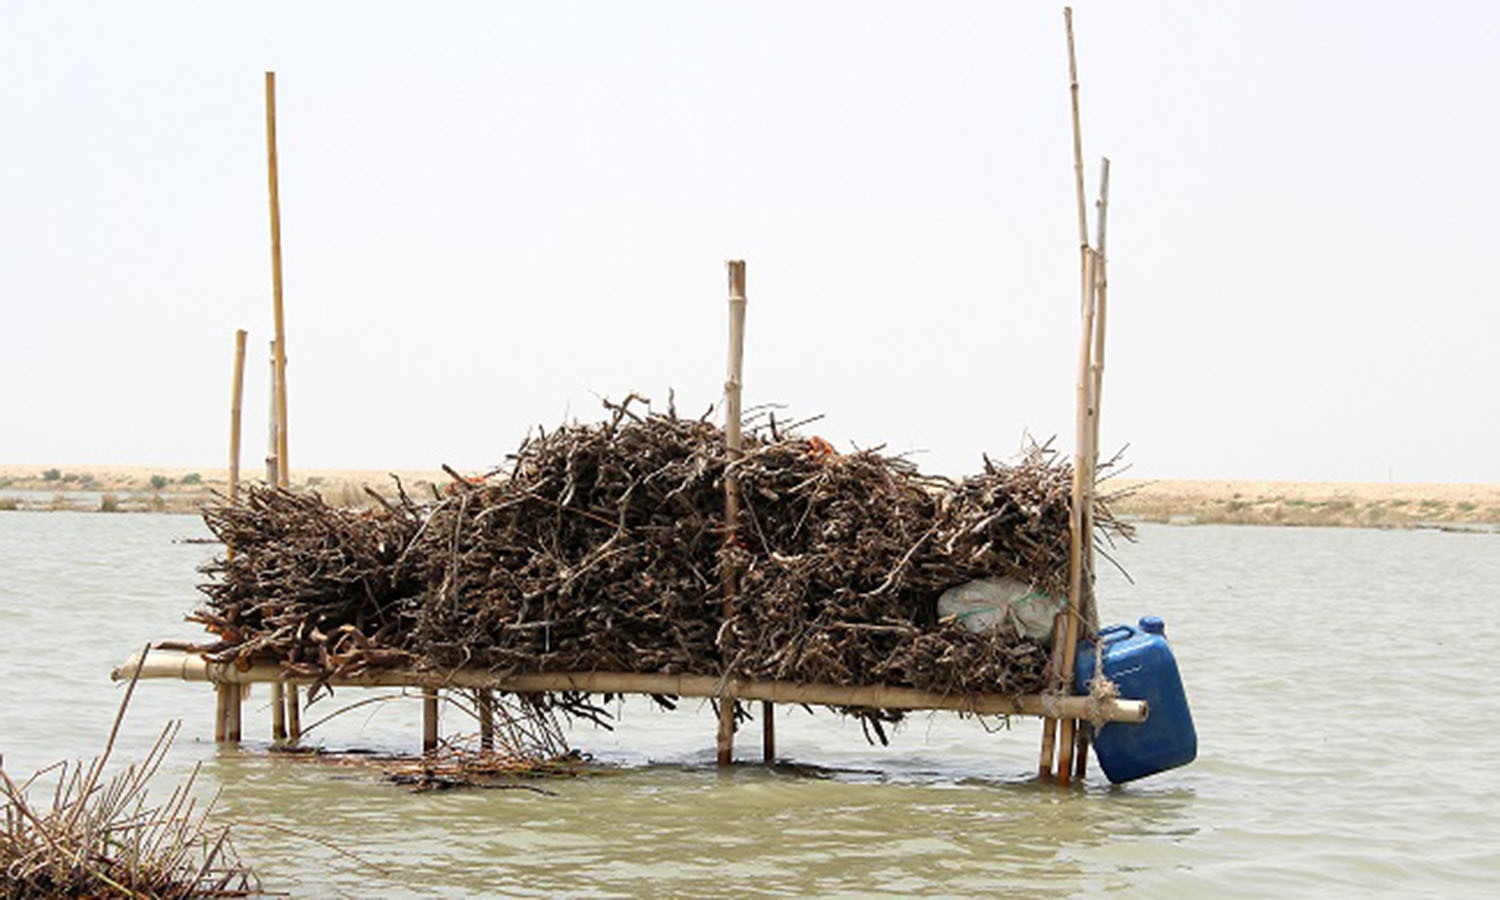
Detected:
left=193, top=487, right=424, bottom=682
left=408, top=400, right=734, bottom=674
left=721, top=442, right=1077, bottom=695
left=192, top=396, right=1128, bottom=705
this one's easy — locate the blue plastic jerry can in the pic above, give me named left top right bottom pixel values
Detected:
left=1074, top=616, right=1196, bottom=784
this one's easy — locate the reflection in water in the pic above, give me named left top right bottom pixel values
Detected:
left=2, top=513, right=1496, bottom=896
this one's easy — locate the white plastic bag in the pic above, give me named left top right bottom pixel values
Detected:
left=937, top=577, right=1062, bottom=640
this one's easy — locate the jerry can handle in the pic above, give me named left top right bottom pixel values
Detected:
left=1094, top=623, right=1135, bottom=646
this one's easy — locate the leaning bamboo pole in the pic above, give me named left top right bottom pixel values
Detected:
left=718, top=260, right=748, bottom=766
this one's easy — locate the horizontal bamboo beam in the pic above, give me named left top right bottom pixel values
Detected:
left=113, top=649, right=1147, bottom=724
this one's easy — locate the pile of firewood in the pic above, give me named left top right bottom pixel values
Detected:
left=193, top=397, right=1127, bottom=702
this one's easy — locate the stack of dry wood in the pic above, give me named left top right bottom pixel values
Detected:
left=193, top=397, right=1127, bottom=702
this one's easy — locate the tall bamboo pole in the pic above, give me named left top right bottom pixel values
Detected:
left=717, top=260, right=747, bottom=767
left=266, top=72, right=300, bottom=741
left=1043, top=5, right=1096, bottom=784
left=265, top=72, right=289, bottom=490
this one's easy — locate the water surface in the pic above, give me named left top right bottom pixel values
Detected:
left=2, top=512, right=1496, bottom=896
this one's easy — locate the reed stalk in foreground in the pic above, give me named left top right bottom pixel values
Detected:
left=1, top=659, right=259, bottom=898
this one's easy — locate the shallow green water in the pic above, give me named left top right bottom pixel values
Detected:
left=2, top=512, right=1497, bottom=896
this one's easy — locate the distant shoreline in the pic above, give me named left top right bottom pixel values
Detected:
left=1107, top=478, right=1500, bottom=530
left=3, top=464, right=1498, bottom=529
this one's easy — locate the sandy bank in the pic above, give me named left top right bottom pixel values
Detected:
left=1108, top=478, right=1500, bottom=528
left=4, top=465, right=1497, bottom=528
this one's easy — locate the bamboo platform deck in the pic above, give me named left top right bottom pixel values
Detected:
left=111, top=648, right=1146, bottom=758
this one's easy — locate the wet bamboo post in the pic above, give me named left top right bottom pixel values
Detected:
left=1055, top=249, right=1098, bottom=786
left=718, top=259, right=747, bottom=767
left=214, top=680, right=242, bottom=744
left=478, top=690, right=495, bottom=751
left=1073, top=158, right=1111, bottom=782
left=286, top=684, right=302, bottom=741
left=216, top=329, right=248, bottom=746
left=265, top=341, right=287, bottom=743
left=423, top=688, right=440, bottom=754
left=266, top=72, right=301, bottom=743
left=763, top=695, right=776, bottom=765
left=1042, top=5, right=1095, bottom=783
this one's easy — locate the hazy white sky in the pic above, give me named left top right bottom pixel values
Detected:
left=2, top=2, right=1496, bottom=482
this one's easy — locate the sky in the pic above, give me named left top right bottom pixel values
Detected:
left=2, top=1, right=1496, bottom=483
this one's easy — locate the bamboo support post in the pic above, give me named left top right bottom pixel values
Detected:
left=478, top=690, right=495, bottom=751
left=718, top=259, right=748, bottom=766
left=266, top=72, right=294, bottom=741
left=762, top=702, right=775, bottom=764
left=265, top=71, right=289, bottom=491
left=214, top=684, right=241, bottom=744
left=1074, top=158, right=1112, bottom=781
left=1044, top=5, right=1099, bottom=785
left=264, top=341, right=287, bottom=741
left=423, top=688, right=440, bottom=754
left=228, top=330, right=247, bottom=505
left=286, top=687, right=302, bottom=741
left=265, top=341, right=279, bottom=485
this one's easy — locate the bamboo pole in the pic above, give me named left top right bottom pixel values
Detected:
left=264, top=340, right=287, bottom=743
left=479, top=690, right=495, bottom=751
left=214, top=685, right=241, bottom=744
left=265, top=341, right=279, bottom=485
left=1041, top=5, right=1094, bottom=782
left=265, top=71, right=289, bottom=492
left=718, top=259, right=748, bottom=767
left=266, top=72, right=298, bottom=741
left=1073, top=158, right=1111, bottom=782
left=223, top=330, right=249, bottom=746
left=423, top=688, right=440, bottom=754
left=762, top=703, right=776, bottom=764
left=228, top=330, right=247, bottom=505
left=113, top=652, right=1150, bottom=723
left=1083, top=159, right=1111, bottom=630
left=1056, top=248, right=1098, bottom=786
left=287, top=685, right=302, bottom=741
